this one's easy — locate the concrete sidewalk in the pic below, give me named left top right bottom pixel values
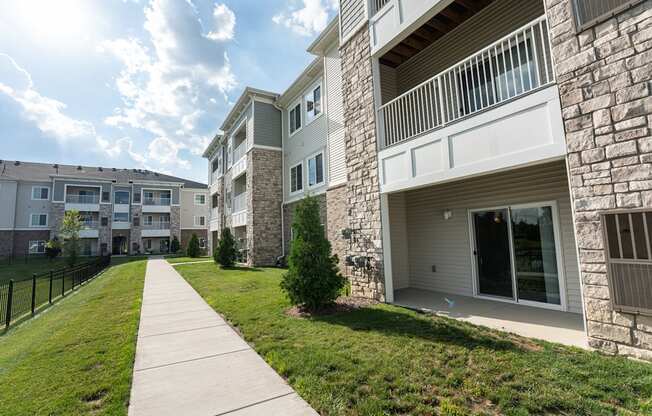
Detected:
left=128, top=259, right=317, bottom=416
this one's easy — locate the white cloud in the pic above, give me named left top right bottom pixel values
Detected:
left=148, top=136, right=189, bottom=168
left=100, top=0, right=238, bottom=164
left=207, top=4, right=236, bottom=41
left=273, top=0, right=337, bottom=37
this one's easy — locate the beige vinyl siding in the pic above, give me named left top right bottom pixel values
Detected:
left=340, top=0, right=367, bottom=41
left=394, top=0, right=545, bottom=96
left=325, top=44, right=347, bottom=186
left=389, top=193, right=410, bottom=289
left=390, top=160, right=582, bottom=314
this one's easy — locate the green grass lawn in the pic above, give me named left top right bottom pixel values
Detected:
left=177, top=263, right=652, bottom=416
left=166, top=256, right=211, bottom=264
left=0, top=260, right=146, bottom=416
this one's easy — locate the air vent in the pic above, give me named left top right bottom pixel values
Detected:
left=77, top=165, right=83, bottom=170
left=98, top=167, right=103, bottom=172
left=14, top=161, right=20, bottom=166
left=53, top=164, right=58, bottom=168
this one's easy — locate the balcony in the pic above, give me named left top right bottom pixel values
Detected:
left=232, top=192, right=247, bottom=227
left=65, top=194, right=100, bottom=212
left=231, top=141, right=248, bottom=179
left=142, top=195, right=172, bottom=213
left=376, top=16, right=567, bottom=194
left=142, top=221, right=171, bottom=238
left=79, top=220, right=99, bottom=238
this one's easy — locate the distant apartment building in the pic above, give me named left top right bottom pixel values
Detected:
left=0, top=161, right=208, bottom=257
left=205, top=0, right=652, bottom=360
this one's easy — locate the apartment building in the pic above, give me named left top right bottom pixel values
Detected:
left=0, top=160, right=208, bottom=257
left=203, top=88, right=283, bottom=266
left=337, top=0, right=652, bottom=359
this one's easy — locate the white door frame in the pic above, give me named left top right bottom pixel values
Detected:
left=468, top=200, right=568, bottom=312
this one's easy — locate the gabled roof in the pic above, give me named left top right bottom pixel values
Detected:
left=276, top=57, right=324, bottom=108
left=219, top=87, right=279, bottom=133
left=202, top=134, right=225, bottom=159
left=307, top=16, right=339, bottom=56
left=0, top=160, right=207, bottom=189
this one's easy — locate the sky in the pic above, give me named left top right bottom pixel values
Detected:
left=0, top=0, right=339, bottom=184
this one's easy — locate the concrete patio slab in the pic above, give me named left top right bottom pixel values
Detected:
left=128, top=259, right=317, bottom=416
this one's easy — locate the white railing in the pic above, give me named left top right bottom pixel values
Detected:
left=212, top=170, right=221, bottom=184
left=378, top=16, right=554, bottom=148
left=66, top=194, right=99, bottom=204
left=233, top=141, right=247, bottom=164
left=81, top=220, right=99, bottom=229
left=370, top=0, right=391, bottom=16
left=233, top=192, right=247, bottom=213
left=143, top=222, right=171, bottom=230
left=143, top=196, right=171, bottom=206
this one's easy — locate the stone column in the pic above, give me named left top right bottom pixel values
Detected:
left=130, top=206, right=142, bottom=255
left=99, top=204, right=112, bottom=255
left=340, top=24, right=385, bottom=300
left=546, top=0, right=652, bottom=360
left=326, top=184, right=349, bottom=273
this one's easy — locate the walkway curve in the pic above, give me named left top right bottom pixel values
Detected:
left=128, top=259, right=317, bottom=416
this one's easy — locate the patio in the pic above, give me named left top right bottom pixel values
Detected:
left=393, top=288, right=587, bottom=349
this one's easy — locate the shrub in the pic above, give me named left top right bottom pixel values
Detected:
left=214, top=227, right=237, bottom=267
left=186, top=234, right=200, bottom=258
left=60, top=210, right=82, bottom=267
left=170, top=236, right=180, bottom=253
left=280, top=195, right=345, bottom=310
left=45, top=238, right=62, bottom=260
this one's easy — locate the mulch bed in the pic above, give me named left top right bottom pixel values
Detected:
left=286, top=296, right=379, bottom=318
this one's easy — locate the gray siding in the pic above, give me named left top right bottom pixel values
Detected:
left=15, top=181, right=52, bottom=228
left=389, top=193, right=410, bottom=289
left=53, top=179, right=110, bottom=202
left=0, top=181, right=17, bottom=228
left=394, top=0, right=545, bottom=96
left=340, top=0, right=367, bottom=41
left=390, top=161, right=582, bottom=314
left=325, top=44, right=347, bottom=187
left=180, top=189, right=209, bottom=229
left=253, top=101, right=282, bottom=148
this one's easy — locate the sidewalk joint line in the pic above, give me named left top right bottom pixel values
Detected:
left=213, top=392, right=296, bottom=416
left=140, top=308, right=211, bottom=318
left=135, top=348, right=251, bottom=373
left=140, top=324, right=228, bottom=338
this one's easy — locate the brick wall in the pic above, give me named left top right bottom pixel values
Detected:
left=0, top=231, right=13, bottom=256
left=546, top=0, right=652, bottom=360
left=340, top=24, right=386, bottom=300
left=13, top=230, right=51, bottom=256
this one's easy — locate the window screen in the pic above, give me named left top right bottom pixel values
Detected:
left=573, top=0, right=643, bottom=31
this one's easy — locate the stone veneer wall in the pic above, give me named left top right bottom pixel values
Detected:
left=99, top=204, right=112, bottom=255
left=49, top=203, right=65, bottom=240
left=171, top=206, right=181, bottom=245
left=546, top=0, right=652, bottom=359
left=340, top=24, right=386, bottom=300
left=0, top=231, right=13, bottom=256
left=130, top=206, right=143, bottom=255
left=326, top=184, right=349, bottom=272
left=181, top=229, right=208, bottom=251
left=282, top=194, right=327, bottom=256
left=249, top=148, right=283, bottom=266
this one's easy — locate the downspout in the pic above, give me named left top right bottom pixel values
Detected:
left=274, top=101, right=286, bottom=257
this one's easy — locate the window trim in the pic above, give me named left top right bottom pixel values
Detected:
left=306, top=150, right=326, bottom=189
left=304, top=80, right=324, bottom=127
left=289, top=101, right=302, bottom=136
left=113, top=212, right=130, bottom=223
left=114, top=190, right=130, bottom=205
left=28, top=240, right=46, bottom=254
left=194, top=193, right=207, bottom=206
left=194, top=216, right=206, bottom=227
left=572, top=0, right=643, bottom=32
left=29, top=213, right=48, bottom=227
left=31, top=186, right=50, bottom=201
left=289, top=161, right=304, bottom=195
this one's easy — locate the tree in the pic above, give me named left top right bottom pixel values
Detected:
left=187, top=233, right=200, bottom=258
left=214, top=227, right=237, bottom=267
left=60, top=210, right=82, bottom=267
left=280, top=195, right=345, bottom=310
left=45, top=238, right=62, bottom=260
left=170, top=235, right=180, bottom=253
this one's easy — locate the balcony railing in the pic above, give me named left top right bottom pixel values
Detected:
left=81, top=220, right=99, bottom=229
left=142, top=222, right=171, bottom=230
left=378, top=16, right=554, bottom=149
left=370, top=0, right=391, bottom=17
left=233, top=192, right=247, bottom=213
left=233, top=141, right=247, bottom=164
left=143, top=196, right=171, bottom=206
left=66, top=194, right=99, bottom=204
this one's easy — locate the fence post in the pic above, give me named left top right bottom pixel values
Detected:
left=48, top=270, right=53, bottom=304
left=31, top=273, right=37, bottom=315
left=5, top=280, right=14, bottom=329
left=62, top=268, right=66, bottom=297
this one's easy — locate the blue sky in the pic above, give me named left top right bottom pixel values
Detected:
left=0, top=0, right=339, bottom=183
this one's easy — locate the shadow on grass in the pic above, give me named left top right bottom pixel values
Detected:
left=311, top=305, right=524, bottom=353
left=218, top=265, right=266, bottom=273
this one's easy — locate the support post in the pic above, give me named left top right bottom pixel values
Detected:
left=48, top=270, right=53, bottom=304
left=5, top=280, right=14, bottom=329
left=30, top=274, right=37, bottom=315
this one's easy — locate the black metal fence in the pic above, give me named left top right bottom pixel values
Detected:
left=0, top=256, right=111, bottom=330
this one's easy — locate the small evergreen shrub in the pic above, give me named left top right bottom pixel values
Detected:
left=214, top=227, right=237, bottom=267
left=170, top=236, right=180, bottom=253
left=187, top=234, right=200, bottom=258
left=280, top=195, right=345, bottom=310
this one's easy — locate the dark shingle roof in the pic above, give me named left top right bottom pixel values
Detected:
left=0, top=160, right=207, bottom=189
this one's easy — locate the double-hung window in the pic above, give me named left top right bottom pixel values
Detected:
left=194, top=194, right=206, bottom=205
left=194, top=216, right=206, bottom=226
left=114, top=212, right=130, bottom=223
left=30, top=213, right=48, bottom=227
left=289, top=102, right=301, bottom=135
left=290, top=163, right=303, bottom=194
left=304, top=84, right=322, bottom=124
left=307, top=152, right=324, bottom=187
left=32, top=186, right=49, bottom=200
left=29, top=240, right=46, bottom=254
left=114, top=191, right=130, bottom=204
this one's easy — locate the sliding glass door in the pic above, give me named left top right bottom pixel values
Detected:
left=472, top=203, right=563, bottom=308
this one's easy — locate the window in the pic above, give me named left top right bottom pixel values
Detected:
left=114, top=191, right=130, bottom=204
left=290, top=163, right=303, bottom=194
left=194, top=194, right=206, bottom=205
left=143, top=191, right=154, bottom=202
left=102, top=191, right=110, bottom=203
left=114, top=212, right=129, bottom=223
left=144, top=215, right=153, bottom=226
left=133, top=192, right=141, bottom=203
left=199, top=238, right=206, bottom=249
left=146, top=239, right=152, bottom=250
left=30, top=214, right=48, bottom=227
left=573, top=0, right=642, bottom=31
left=307, top=152, right=324, bottom=187
left=212, top=193, right=219, bottom=208
left=133, top=217, right=140, bottom=227
left=29, top=240, right=46, bottom=254
left=32, top=187, right=49, bottom=200
left=304, top=84, right=322, bottom=124
left=289, top=102, right=301, bottom=135
left=101, top=217, right=109, bottom=226
left=212, top=158, right=220, bottom=173
left=604, top=210, right=652, bottom=315
left=194, top=216, right=206, bottom=226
